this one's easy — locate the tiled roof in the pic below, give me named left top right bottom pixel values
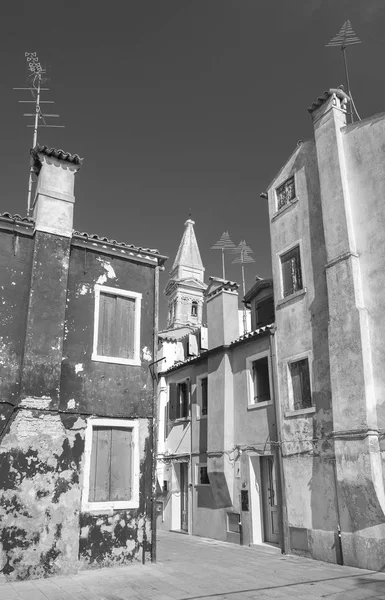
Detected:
left=307, top=88, right=350, bottom=114
left=0, top=212, right=34, bottom=225
left=158, top=326, right=199, bottom=342
left=231, top=324, right=274, bottom=345
left=72, top=231, right=168, bottom=264
left=31, top=145, right=83, bottom=166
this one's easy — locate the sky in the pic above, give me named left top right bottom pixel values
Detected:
left=1, top=0, right=385, bottom=327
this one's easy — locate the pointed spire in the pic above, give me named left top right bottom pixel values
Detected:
left=172, top=219, right=204, bottom=273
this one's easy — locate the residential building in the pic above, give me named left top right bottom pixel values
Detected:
left=0, top=145, right=167, bottom=580
left=156, top=271, right=282, bottom=548
left=264, top=87, right=385, bottom=570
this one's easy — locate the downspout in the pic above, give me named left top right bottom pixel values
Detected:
left=151, top=264, right=160, bottom=563
left=270, top=328, right=289, bottom=554
left=189, top=378, right=194, bottom=536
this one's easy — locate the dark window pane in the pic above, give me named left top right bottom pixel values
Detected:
left=255, top=297, right=275, bottom=327
left=177, top=382, right=189, bottom=419
left=201, top=377, right=208, bottom=415
left=191, top=301, right=198, bottom=317
left=290, top=359, right=312, bottom=410
left=199, top=466, right=210, bottom=485
left=277, top=176, right=295, bottom=210
left=281, top=246, right=303, bottom=297
left=252, top=357, right=270, bottom=402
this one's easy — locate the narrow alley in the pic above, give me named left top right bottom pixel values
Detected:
left=1, top=531, right=384, bottom=600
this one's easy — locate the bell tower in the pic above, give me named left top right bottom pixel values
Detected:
left=165, top=219, right=206, bottom=330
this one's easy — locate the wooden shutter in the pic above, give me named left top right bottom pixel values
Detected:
left=168, top=383, right=177, bottom=422
left=98, top=293, right=116, bottom=356
left=115, top=295, right=136, bottom=359
left=89, top=426, right=111, bottom=502
left=201, top=377, right=208, bottom=415
left=299, top=360, right=311, bottom=408
left=180, top=382, right=189, bottom=418
left=110, top=427, right=132, bottom=501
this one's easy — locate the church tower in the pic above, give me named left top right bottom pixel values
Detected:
left=165, top=219, right=206, bottom=330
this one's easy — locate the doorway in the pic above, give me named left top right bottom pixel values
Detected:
left=179, top=463, right=188, bottom=532
left=260, top=455, right=279, bottom=544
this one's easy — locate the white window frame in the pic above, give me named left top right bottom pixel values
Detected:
left=196, top=373, right=208, bottom=420
left=82, top=418, right=140, bottom=512
left=275, top=173, right=297, bottom=212
left=91, top=284, right=142, bottom=366
left=285, top=350, right=315, bottom=416
left=195, top=463, right=210, bottom=487
left=246, top=350, right=273, bottom=410
left=277, top=239, right=305, bottom=301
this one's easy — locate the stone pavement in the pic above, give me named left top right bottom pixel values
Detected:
left=1, top=531, right=385, bottom=600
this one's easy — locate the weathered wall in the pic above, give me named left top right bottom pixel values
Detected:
left=0, top=224, right=34, bottom=434
left=61, top=244, right=155, bottom=417
left=267, top=140, right=337, bottom=562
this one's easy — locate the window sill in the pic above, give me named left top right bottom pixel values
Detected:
left=82, top=500, right=140, bottom=512
left=247, top=400, right=273, bottom=411
left=284, top=407, right=315, bottom=418
left=195, top=484, right=210, bottom=488
left=172, top=417, right=191, bottom=424
left=276, top=288, right=306, bottom=310
left=196, top=414, right=208, bottom=421
left=271, top=197, right=299, bottom=222
left=91, top=353, right=141, bottom=366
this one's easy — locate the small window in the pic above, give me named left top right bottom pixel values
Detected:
left=252, top=357, right=271, bottom=403
left=289, top=358, right=312, bottom=410
left=82, top=419, right=139, bottom=511
left=92, top=285, right=141, bottom=365
left=201, top=377, right=208, bottom=416
left=281, top=245, right=303, bottom=297
left=191, top=301, right=198, bottom=317
left=196, top=464, right=210, bottom=486
left=255, top=297, right=275, bottom=328
left=227, top=513, right=240, bottom=534
left=168, top=381, right=189, bottom=420
left=276, top=176, right=295, bottom=210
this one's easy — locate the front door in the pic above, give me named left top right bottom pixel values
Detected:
left=180, top=463, right=188, bottom=532
left=261, top=456, right=279, bottom=544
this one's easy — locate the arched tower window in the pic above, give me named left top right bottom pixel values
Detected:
left=191, top=301, right=198, bottom=317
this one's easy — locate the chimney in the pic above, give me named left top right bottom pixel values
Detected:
left=205, top=277, right=239, bottom=349
left=30, top=145, right=82, bottom=237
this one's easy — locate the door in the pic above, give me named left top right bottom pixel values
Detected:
left=261, top=456, right=279, bottom=544
left=180, top=463, right=188, bottom=532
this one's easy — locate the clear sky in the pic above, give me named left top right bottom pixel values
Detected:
left=1, top=0, right=384, bottom=327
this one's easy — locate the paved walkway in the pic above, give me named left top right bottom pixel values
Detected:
left=1, top=531, right=385, bottom=600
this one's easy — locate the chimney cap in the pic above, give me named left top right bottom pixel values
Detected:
left=307, top=87, right=350, bottom=115
left=30, top=144, right=83, bottom=174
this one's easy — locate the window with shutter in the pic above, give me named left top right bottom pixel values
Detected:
left=82, top=418, right=139, bottom=511
left=280, top=246, right=303, bottom=297
left=246, top=352, right=272, bottom=407
left=255, top=297, right=275, bottom=328
left=201, top=377, right=208, bottom=416
left=289, top=358, right=312, bottom=410
left=276, top=176, right=296, bottom=210
left=92, top=285, right=142, bottom=365
left=196, top=464, right=210, bottom=486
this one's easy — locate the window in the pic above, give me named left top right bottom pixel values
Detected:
left=281, top=246, right=303, bottom=297
left=168, top=380, right=190, bottom=420
left=276, top=176, right=295, bottom=210
left=227, top=513, right=240, bottom=534
left=191, top=301, right=198, bottom=317
left=255, top=297, right=275, bottom=328
left=246, top=352, right=272, bottom=407
left=82, top=418, right=139, bottom=511
left=201, top=377, right=208, bottom=416
left=92, top=285, right=141, bottom=366
left=289, top=358, right=312, bottom=410
left=196, top=464, right=210, bottom=486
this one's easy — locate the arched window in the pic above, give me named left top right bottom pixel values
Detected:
left=191, top=301, right=198, bottom=317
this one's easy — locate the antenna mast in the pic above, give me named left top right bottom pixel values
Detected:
left=14, top=52, right=65, bottom=215
left=232, top=240, right=255, bottom=333
left=326, top=20, right=362, bottom=123
left=211, top=231, right=236, bottom=279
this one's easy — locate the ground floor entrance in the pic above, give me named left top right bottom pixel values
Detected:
left=249, top=453, right=280, bottom=545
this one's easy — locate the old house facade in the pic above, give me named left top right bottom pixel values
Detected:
left=157, top=249, right=282, bottom=548
left=265, top=88, right=385, bottom=570
left=0, top=145, right=167, bottom=579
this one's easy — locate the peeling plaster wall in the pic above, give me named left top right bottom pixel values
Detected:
left=60, top=246, right=155, bottom=417
left=0, top=227, right=34, bottom=433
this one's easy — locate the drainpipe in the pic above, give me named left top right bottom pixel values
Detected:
left=189, top=378, right=194, bottom=536
left=151, top=264, right=160, bottom=563
left=270, top=328, right=289, bottom=554
left=332, top=457, right=344, bottom=565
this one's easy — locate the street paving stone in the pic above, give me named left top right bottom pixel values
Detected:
left=0, top=531, right=384, bottom=599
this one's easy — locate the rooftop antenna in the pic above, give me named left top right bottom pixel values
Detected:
left=211, top=231, right=236, bottom=279
left=326, top=20, right=362, bottom=123
left=232, top=240, right=255, bottom=333
left=14, top=52, right=65, bottom=215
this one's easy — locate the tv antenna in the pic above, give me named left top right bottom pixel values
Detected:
left=232, top=240, right=255, bottom=333
left=326, top=20, right=362, bottom=123
left=211, top=231, right=236, bottom=279
left=14, top=52, right=65, bottom=214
